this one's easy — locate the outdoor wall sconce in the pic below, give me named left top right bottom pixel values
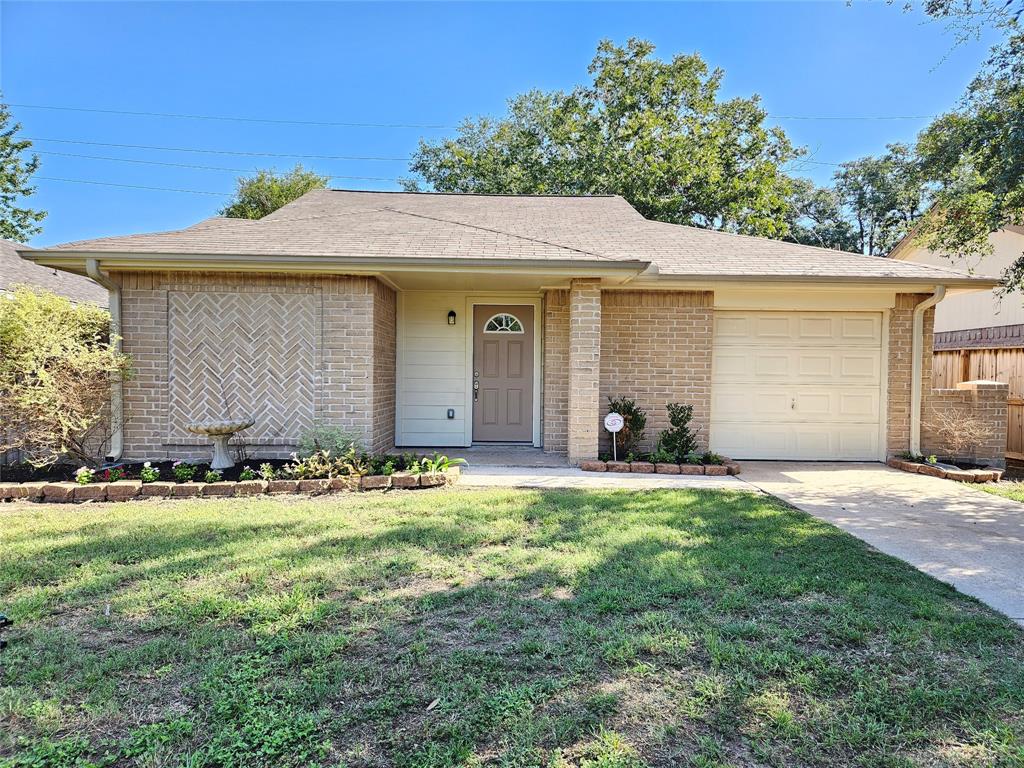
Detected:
left=447, top=310, right=457, bottom=325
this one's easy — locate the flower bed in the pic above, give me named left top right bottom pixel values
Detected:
left=0, top=466, right=461, bottom=503
left=0, top=451, right=465, bottom=503
left=886, top=458, right=1004, bottom=483
left=580, top=458, right=741, bottom=476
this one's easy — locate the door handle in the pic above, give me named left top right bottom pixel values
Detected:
left=473, top=380, right=479, bottom=402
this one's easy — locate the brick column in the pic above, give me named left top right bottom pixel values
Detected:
left=568, top=279, right=602, bottom=464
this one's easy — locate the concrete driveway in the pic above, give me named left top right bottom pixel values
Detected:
left=741, top=462, right=1024, bottom=625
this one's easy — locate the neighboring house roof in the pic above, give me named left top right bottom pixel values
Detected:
left=23, top=190, right=994, bottom=285
left=1, top=238, right=108, bottom=307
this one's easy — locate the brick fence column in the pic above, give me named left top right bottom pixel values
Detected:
left=568, top=279, right=602, bottom=465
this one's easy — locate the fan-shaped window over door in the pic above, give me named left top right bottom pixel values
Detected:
left=484, top=313, right=524, bottom=334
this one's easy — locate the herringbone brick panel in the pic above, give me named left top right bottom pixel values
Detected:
left=167, top=291, right=319, bottom=442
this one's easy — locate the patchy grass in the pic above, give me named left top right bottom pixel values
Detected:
left=1, top=489, right=1022, bottom=767
left=978, top=481, right=1024, bottom=504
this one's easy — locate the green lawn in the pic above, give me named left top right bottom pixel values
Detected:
left=1, top=489, right=1022, bottom=768
left=978, top=481, right=1024, bottom=504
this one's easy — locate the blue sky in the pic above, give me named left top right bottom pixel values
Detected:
left=0, top=1, right=1002, bottom=246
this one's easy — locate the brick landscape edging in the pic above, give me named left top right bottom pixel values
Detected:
left=579, top=459, right=740, bottom=476
left=886, top=459, right=1003, bottom=483
left=0, top=468, right=461, bottom=504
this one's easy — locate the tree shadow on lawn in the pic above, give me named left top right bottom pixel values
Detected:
left=2, top=489, right=1023, bottom=767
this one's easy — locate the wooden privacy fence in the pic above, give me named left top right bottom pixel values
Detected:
left=934, top=348, right=1024, bottom=459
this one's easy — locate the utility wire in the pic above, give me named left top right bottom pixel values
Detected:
left=33, top=150, right=404, bottom=181
left=36, top=176, right=231, bottom=196
left=10, top=102, right=453, bottom=129
left=10, top=101, right=938, bottom=126
left=26, top=136, right=411, bottom=162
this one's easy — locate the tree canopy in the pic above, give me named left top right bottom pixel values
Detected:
left=915, top=28, right=1024, bottom=285
left=406, top=39, right=802, bottom=238
left=220, top=164, right=329, bottom=220
left=0, top=100, right=45, bottom=241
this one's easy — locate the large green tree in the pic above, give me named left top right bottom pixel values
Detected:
left=406, top=39, right=802, bottom=237
left=783, top=145, right=926, bottom=256
left=914, top=28, right=1024, bottom=285
left=0, top=100, right=45, bottom=241
left=782, top=177, right=858, bottom=252
left=220, top=164, right=329, bottom=220
left=833, top=143, right=928, bottom=256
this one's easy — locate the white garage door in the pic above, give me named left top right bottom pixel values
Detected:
left=710, top=311, right=883, bottom=460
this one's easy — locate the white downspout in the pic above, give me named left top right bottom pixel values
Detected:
left=910, top=285, right=946, bottom=457
left=85, top=259, right=124, bottom=461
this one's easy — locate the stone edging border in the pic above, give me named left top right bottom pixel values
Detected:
left=0, top=468, right=461, bottom=503
left=886, top=459, right=1003, bottom=483
left=579, top=459, right=741, bottom=476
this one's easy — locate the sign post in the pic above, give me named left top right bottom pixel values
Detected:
left=604, top=412, right=624, bottom=462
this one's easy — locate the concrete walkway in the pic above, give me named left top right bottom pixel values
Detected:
left=740, top=462, right=1024, bottom=625
left=459, top=465, right=743, bottom=490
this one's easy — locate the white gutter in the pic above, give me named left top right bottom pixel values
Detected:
left=910, top=285, right=946, bottom=456
left=85, top=259, right=124, bottom=462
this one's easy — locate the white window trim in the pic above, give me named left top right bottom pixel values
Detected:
left=483, top=312, right=525, bottom=334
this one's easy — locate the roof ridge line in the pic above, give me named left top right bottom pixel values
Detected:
left=380, top=205, right=619, bottom=262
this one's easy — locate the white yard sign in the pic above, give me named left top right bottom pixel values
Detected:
left=604, top=412, right=624, bottom=461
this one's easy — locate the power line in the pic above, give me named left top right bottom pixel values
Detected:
left=769, top=114, right=935, bottom=121
left=10, top=101, right=939, bottom=125
left=26, top=136, right=411, bottom=162
left=34, top=150, right=404, bottom=181
left=36, top=176, right=230, bottom=196
left=10, top=102, right=454, bottom=130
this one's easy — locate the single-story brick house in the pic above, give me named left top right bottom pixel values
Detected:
left=18, top=190, right=1006, bottom=466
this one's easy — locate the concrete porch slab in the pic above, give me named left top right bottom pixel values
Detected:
left=459, top=465, right=744, bottom=490
left=398, top=445, right=569, bottom=468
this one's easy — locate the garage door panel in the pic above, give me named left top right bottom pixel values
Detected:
left=711, top=311, right=883, bottom=461
left=714, top=312, right=882, bottom=347
left=713, top=348, right=881, bottom=384
left=713, top=386, right=879, bottom=423
left=715, top=423, right=880, bottom=460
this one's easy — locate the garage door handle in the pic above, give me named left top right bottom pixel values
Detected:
left=791, top=398, right=796, bottom=410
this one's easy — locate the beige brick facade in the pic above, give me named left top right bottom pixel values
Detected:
left=598, top=291, right=713, bottom=455
left=542, top=290, right=570, bottom=454
left=887, top=293, right=1007, bottom=466
left=117, top=271, right=395, bottom=461
left=567, top=280, right=602, bottom=464
left=923, top=381, right=1008, bottom=466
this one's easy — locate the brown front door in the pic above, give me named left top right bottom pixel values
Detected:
left=473, top=305, right=534, bottom=442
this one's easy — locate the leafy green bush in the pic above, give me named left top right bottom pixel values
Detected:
left=139, top=462, right=160, bottom=483
left=656, top=403, right=699, bottom=462
left=0, top=286, right=131, bottom=466
left=238, top=465, right=258, bottom=481
left=203, top=470, right=222, bottom=483
left=172, top=461, right=196, bottom=482
left=606, top=397, right=647, bottom=456
left=295, top=425, right=361, bottom=459
left=258, top=462, right=277, bottom=481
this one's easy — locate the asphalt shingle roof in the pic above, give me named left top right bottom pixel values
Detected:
left=1, top=239, right=108, bottom=307
left=39, top=190, right=986, bottom=283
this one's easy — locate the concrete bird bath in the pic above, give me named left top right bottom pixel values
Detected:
left=185, top=418, right=255, bottom=470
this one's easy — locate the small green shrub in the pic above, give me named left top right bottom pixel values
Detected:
left=258, top=462, right=277, bottom=481
left=238, top=465, right=258, bottom=481
left=102, top=467, right=125, bottom=483
left=700, top=452, right=724, bottom=465
left=282, top=450, right=344, bottom=479
left=657, top=403, right=699, bottom=462
left=74, top=466, right=95, bottom=485
left=419, top=453, right=467, bottom=475
left=296, top=425, right=361, bottom=459
left=607, top=397, right=647, bottom=456
left=204, top=469, right=222, bottom=483
left=139, top=462, right=160, bottom=483
left=172, top=461, right=196, bottom=482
